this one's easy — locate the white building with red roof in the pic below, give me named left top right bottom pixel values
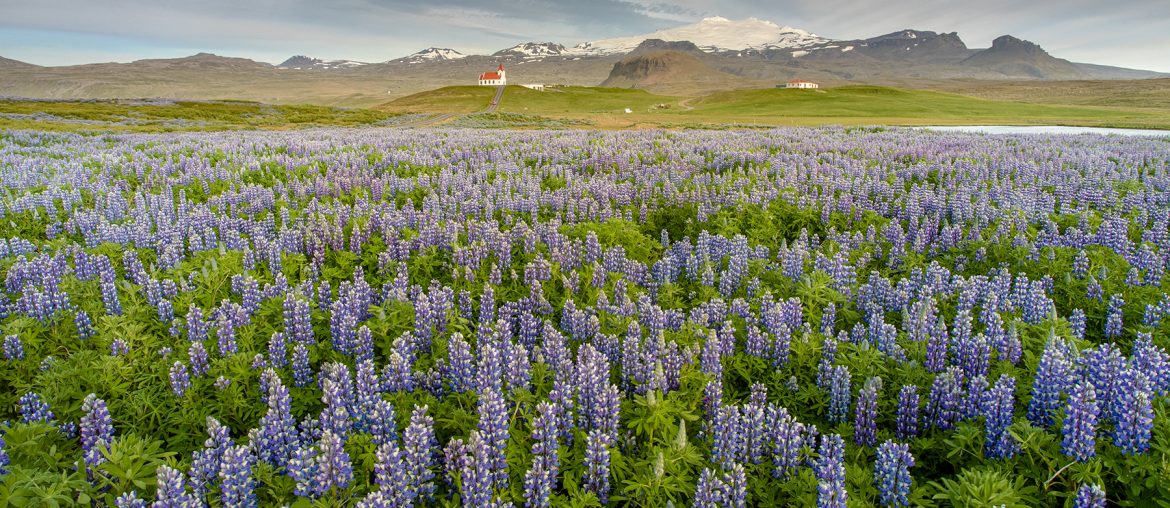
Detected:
left=479, top=64, right=506, bottom=86
left=785, top=79, right=819, bottom=89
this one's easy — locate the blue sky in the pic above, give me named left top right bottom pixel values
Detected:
left=1, top=0, right=1168, bottom=72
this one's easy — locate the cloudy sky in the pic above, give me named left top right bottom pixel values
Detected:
left=1, top=0, right=1168, bottom=71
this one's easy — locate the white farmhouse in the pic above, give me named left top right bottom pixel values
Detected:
left=479, top=64, right=506, bottom=86
left=785, top=79, right=819, bottom=89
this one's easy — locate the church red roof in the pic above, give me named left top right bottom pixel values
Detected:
left=480, top=63, right=505, bottom=80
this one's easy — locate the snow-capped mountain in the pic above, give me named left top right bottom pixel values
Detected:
left=397, top=48, right=467, bottom=64
left=492, top=42, right=568, bottom=59
left=277, top=55, right=367, bottom=70
left=573, top=16, right=829, bottom=55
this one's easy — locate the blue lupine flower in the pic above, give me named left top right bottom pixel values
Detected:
left=854, top=377, right=881, bottom=447
left=815, top=433, right=848, bottom=508
left=314, top=430, right=353, bottom=493
left=3, top=334, right=23, bottom=361
left=1027, top=338, right=1074, bottom=427
left=155, top=464, right=197, bottom=507
left=827, top=365, right=852, bottom=424
left=374, top=440, right=412, bottom=505
left=19, top=392, right=54, bottom=424
left=80, top=394, right=114, bottom=467
left=477, top=386, right=510, bottom=491
left=114, top=491, right=145, bottom=508
left=983, top=374, right=1018, bottom=459
left=219, top=445, right=257, bottom=508
left=584, top=429, right=611, bottom=505
left=524, top=401, right=560, bottom=508
left=0, top=435, right=9, bottom=477
left=1061, top=382, right=1099, bottom=462
left=287, top=445, right=319, bottom=497
left=190, top=417, right=234, bottom=498
left=926, top=368, right=963, bottom=431
left=895, top=385, right=919, bottom=440
left=292, top=342, right=313, bottom=387
left=1105, top=295, right=1124, bottom=338
left=770, top=405, right=804, bottom=479
left=405, top=405, right=439, bottom=500
left=874, top=440, right=914, bottom=507
left=1074, top=484, right=1106, bottom=508
left=1111, top=368, right=1154, bottom=455
left=169, top=361, right=191, bottom=397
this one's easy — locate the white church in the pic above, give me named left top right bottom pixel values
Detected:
left=478, top=64, right=506, bottom=86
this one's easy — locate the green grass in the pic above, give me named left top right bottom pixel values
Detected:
left=378, top=86, right=498, bottom=114
left=499, top=86, right=680, bottom=116
left=671, top=86, right=1170, bottom=129
left=0, top=99, right=399, bottom=132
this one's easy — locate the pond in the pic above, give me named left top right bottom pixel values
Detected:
left=912, top=125, right=1170, bottom=137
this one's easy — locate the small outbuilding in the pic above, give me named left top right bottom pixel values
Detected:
left=785, top=79, right=819, bottom=89
left=520, top=84, right=545, bottom=91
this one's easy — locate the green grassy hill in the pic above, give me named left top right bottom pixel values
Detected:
left=378, top=86, right=497, bottom=114
left=499, top=86, right=679, bottom=116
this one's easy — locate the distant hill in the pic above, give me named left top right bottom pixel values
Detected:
left=0, top=56, right=38, bottom=69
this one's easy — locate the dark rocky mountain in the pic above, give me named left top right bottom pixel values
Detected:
left=961, top=35, right=1085, bottom=78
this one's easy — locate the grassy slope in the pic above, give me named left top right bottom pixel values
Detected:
left=488, top=85, right=1170, bottom=129
left=672, top=86, right=1170, bottom=128
left=0, top=99, right=398, bottom=132
left=377, top=86, right=497, bottom=114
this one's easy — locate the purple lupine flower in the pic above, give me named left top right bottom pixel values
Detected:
left=3, top=334, right=23, bottom=361
left=405, top=405, right=439, bottom=501
left=983, top=374, right=1018, bottom=459
left=1072, top=251, right=1089, bottom=279
left=1074, top=484, right=1106, bottom=508
left=374, top=440, right=412, bottom=505
left=0, top=435, right=8, bottom=477
left=219, top=445, right=257, bottom=508
left=694, top=468, right=725, bottom=508
left=1069, top=309, right=1086, bottom=341
left=110, top=338, right=130, bottom=357
left=80, top=394, right=114, bottom=467
left=724, top=462, right=747, bottom=508
left=190, top=417, right=234, bottom=497
left=926, top=368, right=963, bottom=431
left=1027, top=338, right=1074, bottom=427
left=1130, top=332, right=1170, bottom=396
left=169, top=361, right=191, bottom=397
left=584, top=429, right=611, bottom=505
left=895, top=385, right=919, bottom=440
left=815, top=433, right=848, bottom=508
left=1062, top=382, right=1099, bottom=462
left=874, top=440, right=914, bottom=507
left=524, top=401, right=560, bottom=508
left=712, top=404, right=743, bottom=468
left=287, top=445, right=318, bottom=497
left=1105, top=295, right=1124, bottom=338
left=827, top=365, right=851, bottom=424
left=155, top=464, right=197, bottom=507
left=114, top=491, right=145, bottom=508
left=461, top=431, right=497, bottom=506
left=1112, top=368, right=1154, bottom=455
left=268, top=332, right=287, bottom=368
left=257, top=371, right=299, bottom=468
left=368, top=399, right=399, bottom=446
left=447, top=333, right=476, bottom=393
left=187, top=305, right=208, bottom=343
left=19, top=392, right=54, bottom=424
left=477, top=386, right=509, bottom=491
left=188, top=342, right=209, bottom=377
left=314, top=430, right=352, bottom=493
left=770, top=405, right=804, bottom=479
left=292, top=342, right=313, bottom=387
left=924, top=314, right=948, bottom=373
left=74, top=309, right=95, bottom=339
left=854, top=377, right=880, bottom=447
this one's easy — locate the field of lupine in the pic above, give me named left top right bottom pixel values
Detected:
left=1, top=126, right=1169, bottom=507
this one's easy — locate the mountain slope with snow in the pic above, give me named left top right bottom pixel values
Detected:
left=573, top=16, right=829, bottom=55
left=277, top=55, right=367, bottom=70
left=396, top=48, right=467, bottom=64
